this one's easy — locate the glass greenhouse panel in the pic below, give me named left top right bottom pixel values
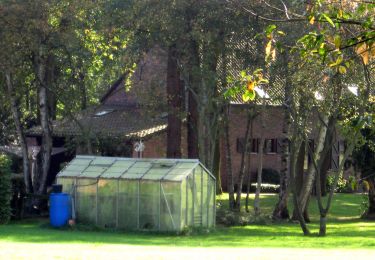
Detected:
left=76, top=179, right=97, bottom=223
left=180, top=179, right=187, bottom=229
left=187, top=175, right=194, bottom=226
left=193, top=169, right=202, bottom=227
left=97, top=179, right=117, bottom=228
left=207, top=177, right=215, bottom=227
left=91, top=157, right=115, bottom=165
left=160, top=181, right=181, bottom=231
left=56, top=178, right=75, bottom=194
left=118, top=180, right=139, bottom=230
left=202, top=168, right=208, bottom=227
left=139, top=180, right=160, bottom=230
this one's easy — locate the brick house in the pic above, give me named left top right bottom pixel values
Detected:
left=25, top=47, right=342, bottom=190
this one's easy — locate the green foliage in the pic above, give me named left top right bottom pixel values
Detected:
left=261, top=168, right=280, bottom=185
left=326, top=173, right=356, bottom=193
left=0, top=153, right=12, bottom=224
left=224, top=69, right=269, bottom=102
left=353, top=127, right=375, bottom=179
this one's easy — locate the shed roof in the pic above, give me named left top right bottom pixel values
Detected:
left=57, top=155, right=214, bottom=182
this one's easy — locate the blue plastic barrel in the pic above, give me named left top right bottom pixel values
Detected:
left=50, top=193, right=71, bottom=228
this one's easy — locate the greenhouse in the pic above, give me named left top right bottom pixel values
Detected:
left=56, top=155, right=216, bottom=232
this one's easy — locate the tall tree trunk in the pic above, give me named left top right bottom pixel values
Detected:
left=319, top=117, right=336, bottom=196
left=223, top=103, right=235, bottom=209
left=245, top=158, right=253, bottom=212
left=254, top=101, right=266, bottom=216
left=46, top=55, right=56, bottom=120
left=298, top=113, right=329, bottom=214
left=291, top=141, right=310, bottom=221
left=290, top=138, right=310, bottom=235
left=212, top=136, right=223, bottom=194
left=187, top=40, right=200, bottom=159
left=5, top=73, right=32, bottom=193
left=79, top=71, right=87, bottom=110
left=37, top=82, right=52, bottom=194
left=272, top=52, right=292, bottom=220
left=234, top=109, right=253, bottom=210
left=34, top=51, right=53, bottom=195
left=166, top=45, right=182, bottom=158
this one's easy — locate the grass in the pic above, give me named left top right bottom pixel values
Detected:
left=1, top=193, right=375, bottom=249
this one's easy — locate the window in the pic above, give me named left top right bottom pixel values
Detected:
left=264, top=139, right=277, bottom=154
left=237, top=138, right=259, bottom=154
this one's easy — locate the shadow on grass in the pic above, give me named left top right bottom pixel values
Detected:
left=1, top=194, right=374, bottom=248
left=1, top=217, right=375, bottom=249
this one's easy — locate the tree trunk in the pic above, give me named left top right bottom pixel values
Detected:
left=273, top=52, right=292, bottom=220
left=187, top=40, right=200, bottom=159
left=298, top=113, right=329, bottom=214
left=245, top=129, right=254, bottom=212
left=5, top=73, right=32, bottom=194
left=166, top=45, right=182, bottom=158
left=292, top=141, right=311, bottom=222
left=223, top=103, right=235, bottom=209
left=46, top=55, right=56, bottom=120
left=254, top=101, right=266, bottom=216
left=37, top=83, right=52, bottom=194
left=212, top=136, right=223, bottom=194
left=34, top=51, right=53, bottom=195
left=234, top=110, right=253, bottom=210
left=79, top=71, right=87, bottom=110
left=319, top=117, right=336, bottom=196
left=290, top=139, right=310, bottom=235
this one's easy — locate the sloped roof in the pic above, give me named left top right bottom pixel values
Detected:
left=0, top=145, right=66, bottom=157
left=57, top=155, right=215, bottom=182
left=27, top=105, right=167, bottom=139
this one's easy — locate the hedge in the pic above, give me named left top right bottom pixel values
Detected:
left=0, top=154, right=12, bottom=224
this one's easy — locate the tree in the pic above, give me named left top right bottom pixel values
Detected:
left=228, top=0, right=374, bottom=234
left=0, top=0, right=131, bottom=202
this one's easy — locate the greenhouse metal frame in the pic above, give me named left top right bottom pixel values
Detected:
left=56, top=155, right=216, bottom=232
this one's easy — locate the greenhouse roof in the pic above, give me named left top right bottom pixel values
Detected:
left=57, top=155, right=214, bottom=182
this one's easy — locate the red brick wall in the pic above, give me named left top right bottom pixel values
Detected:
left=220, top=105, right=284, bottom=189
left=104, top=47, right=167, bottom=109
left=132, top=125, right=188, bottom=159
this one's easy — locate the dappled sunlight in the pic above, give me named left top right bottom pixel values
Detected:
left=1, top=194, right=375, bottom=249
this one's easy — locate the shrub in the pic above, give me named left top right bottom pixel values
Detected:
left=362, top=180, right=370, bottom=192
left=261, top=168, right=280, bottom=185
left=327, top=173, right=355, bottom=193
left=0, top=154, right=12, bottom=224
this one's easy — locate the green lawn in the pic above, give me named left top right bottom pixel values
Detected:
left=1, top=193, right=375, bottom=249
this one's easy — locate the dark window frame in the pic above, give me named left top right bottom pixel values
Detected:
left=264, top=139, right=278, bottom=154
left=236, top=138, right=259, bottom=154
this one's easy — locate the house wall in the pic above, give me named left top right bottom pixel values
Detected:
left=103, top=47, right=167, bottom=109
left=220, top=105, right=284, bottom=189
left=137, top=105, right=288, bottom=190
left=133, top=126, right=189, bottom=159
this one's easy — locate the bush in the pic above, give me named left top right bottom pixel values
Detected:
left=327, top=173, right=356, bottom=193
left=261, top=168, right=280, bottom=185
left=362, top=180, right=370, bottom=192
left=0, top=154, right=12, bottom=224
